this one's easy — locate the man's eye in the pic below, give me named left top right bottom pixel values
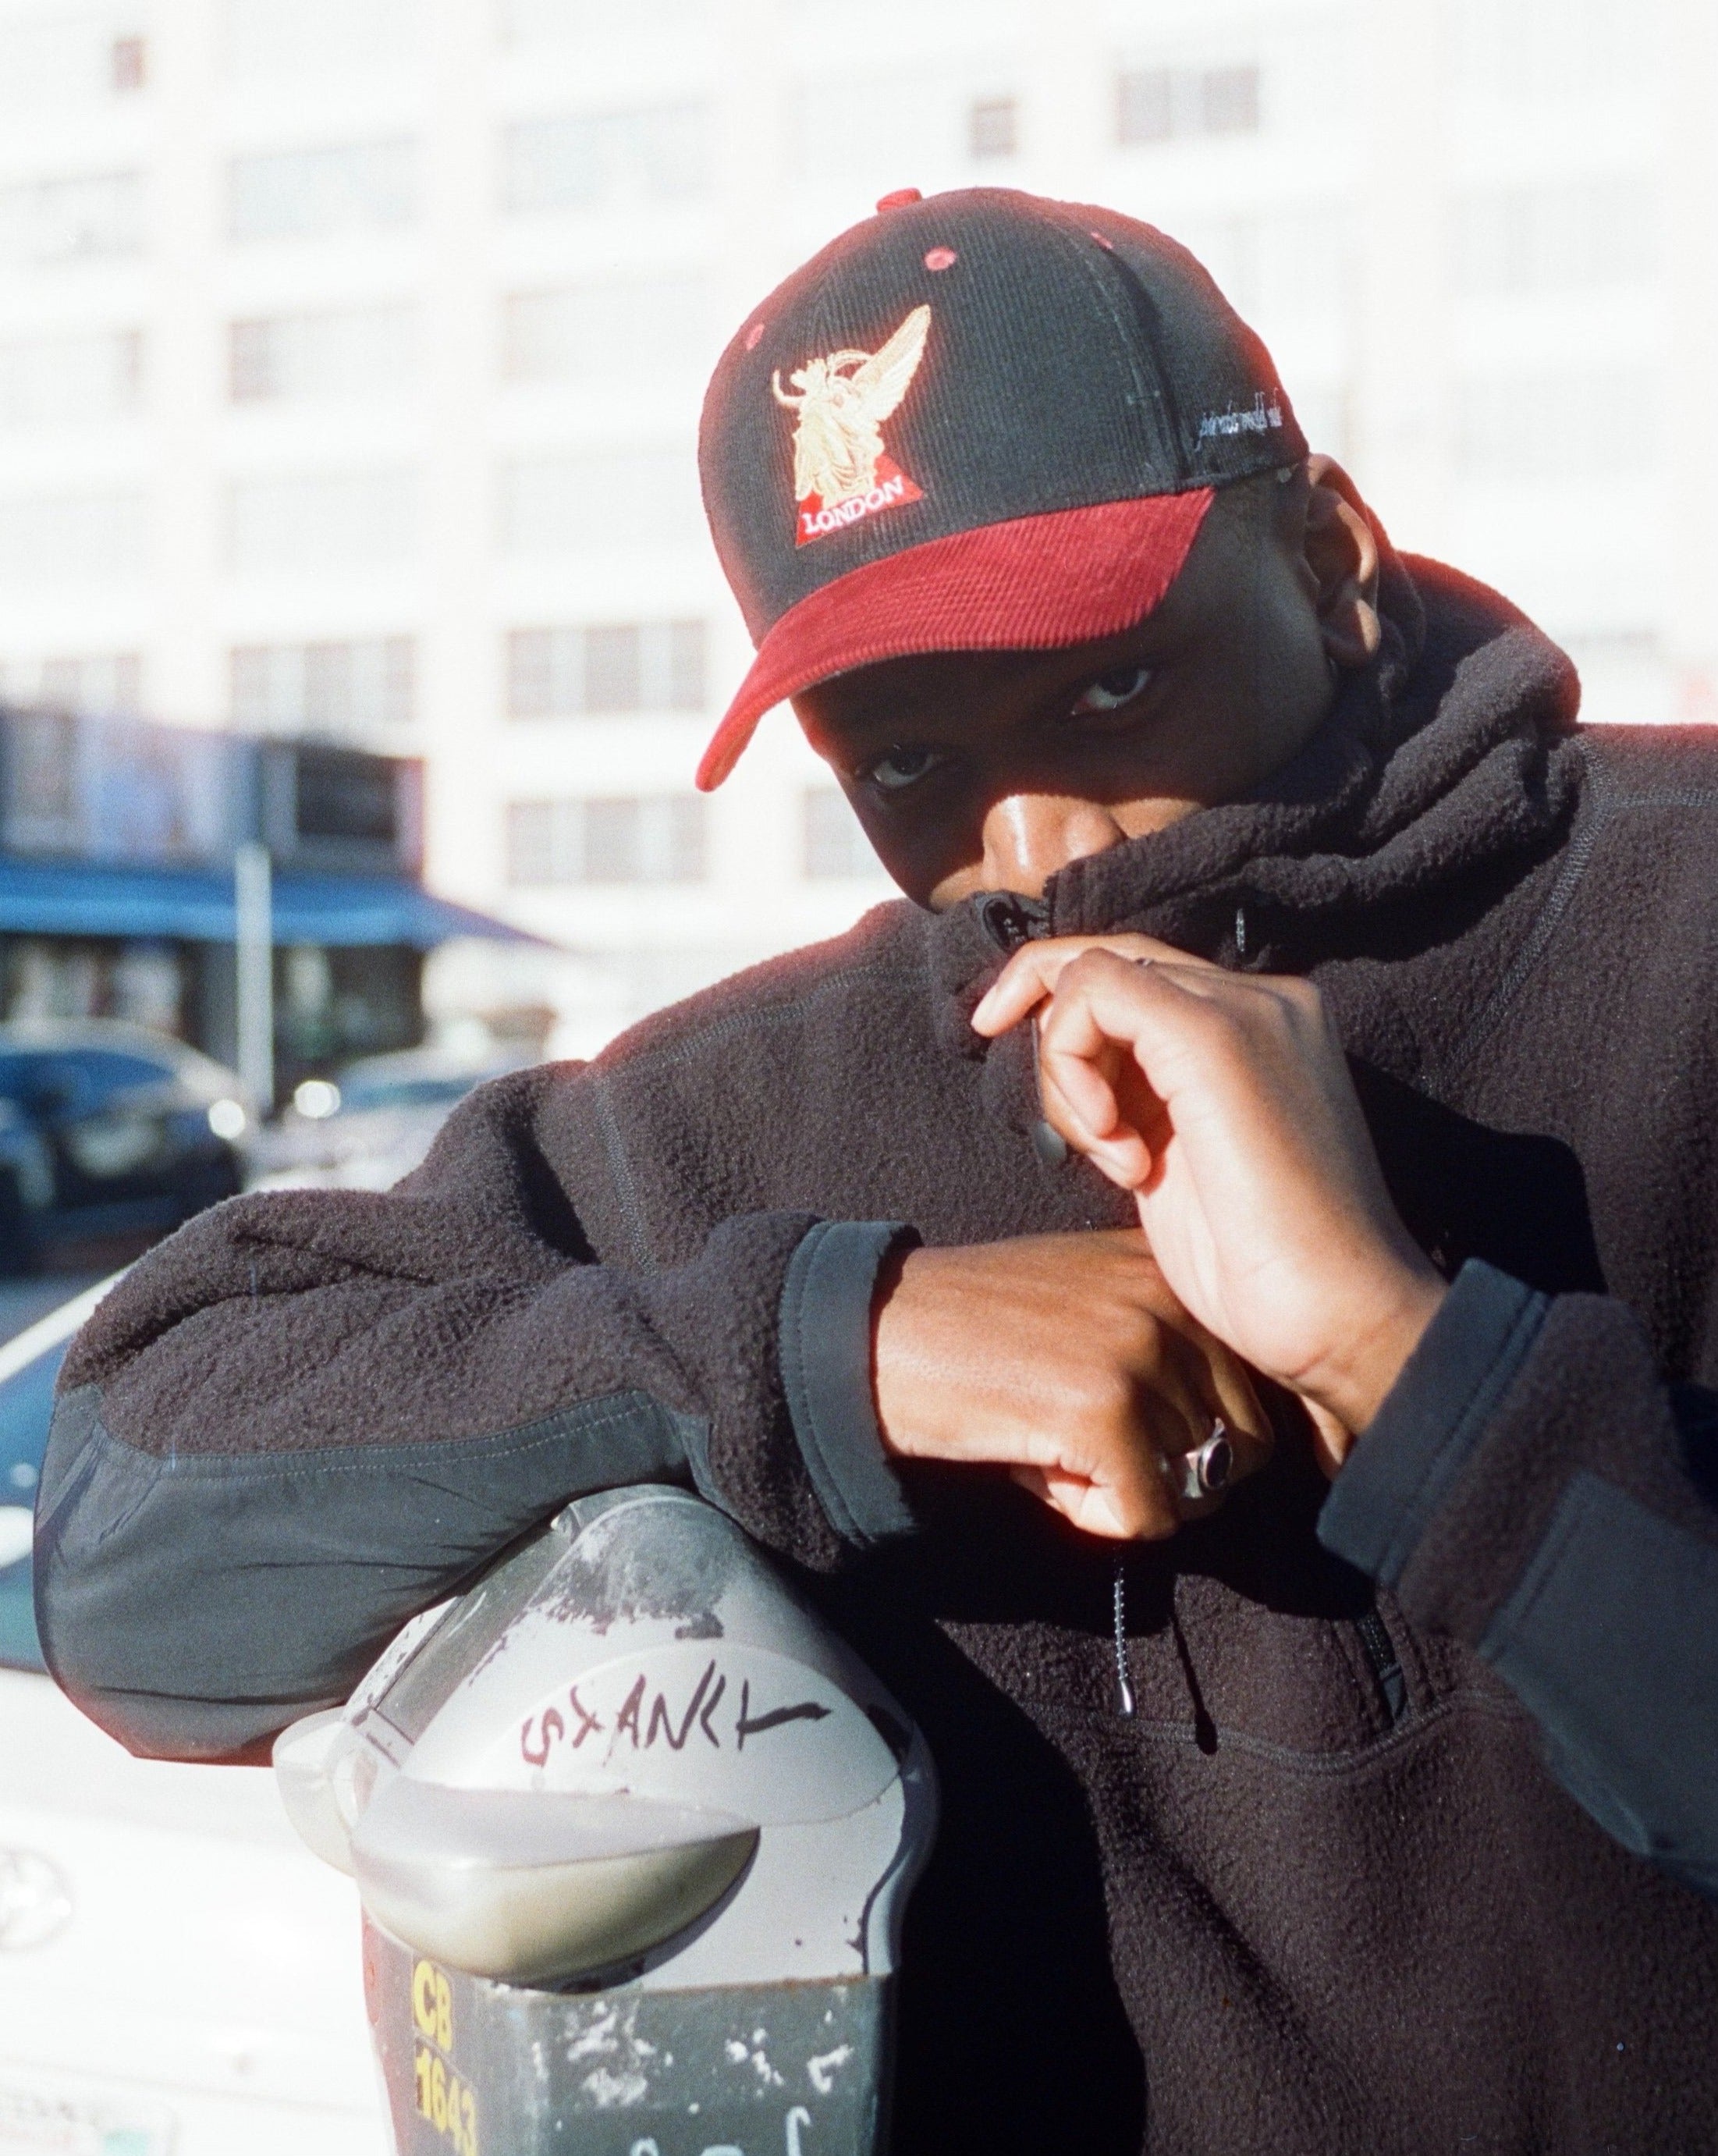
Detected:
left=863, top=746, right=940, bottom=791
left=1071, top=664, right=1154, bottom=716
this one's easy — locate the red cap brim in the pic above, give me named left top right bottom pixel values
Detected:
left=697, top=488, right=1216, bottom=790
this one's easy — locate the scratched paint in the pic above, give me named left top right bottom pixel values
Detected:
left=368, top=1927, right=892, bottom=2156
left=540, top=1501, right=744, bottom=1634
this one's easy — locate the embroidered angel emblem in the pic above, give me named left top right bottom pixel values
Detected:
left=772, top=304, right=932, bottom=510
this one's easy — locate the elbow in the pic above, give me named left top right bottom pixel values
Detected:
left=33, top=1385, right=343, bottom=1763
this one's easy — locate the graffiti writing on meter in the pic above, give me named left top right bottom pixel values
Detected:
left=411, top=1959, right=478, bottom=2156
left=630, top=2105, right=814, bottom=2156
left=520, top=1660, right=831, bottom=1770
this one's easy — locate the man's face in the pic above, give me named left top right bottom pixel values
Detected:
left=793, top=457, right=1380, bottom=909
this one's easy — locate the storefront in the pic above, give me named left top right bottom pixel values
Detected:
left=0, top=708, right=534, bottom=1099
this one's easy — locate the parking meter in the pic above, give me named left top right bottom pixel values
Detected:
left=274, top=1486, right=937, bottom=2156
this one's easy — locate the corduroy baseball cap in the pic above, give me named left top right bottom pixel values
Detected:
left=694, top=186, right=1306, bottom=790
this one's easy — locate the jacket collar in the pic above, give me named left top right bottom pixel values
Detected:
left=928, top=534, right=1585, bottom=1045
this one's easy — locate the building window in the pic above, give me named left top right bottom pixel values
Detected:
left=1454, top=368, right=1659, bottom=482
left=222, top=0, right=421, bottom=79
left=228, top=140, right=417, bottom=242
left=0, top=492, right=147, bottom=583
left=0, top=328, right=142, bottom=428
left=0, top=653, right=142, bottom=717
left=1453, top=178, right=1656, bottom=296
left=230, top=638, right=415, bottom=732
left=506, top=796, right=707, bottom=886
left=226, top=471, right=417, bottom=573
left=0, top=171, right=144, bottom=265
left=37, top=652, right=144, bottom=714
left=1116, top=63, right=1262, bottom=146
left=0, top=11, right=149, bottom=111
left=501, top=106, right=711, bottom=214
left=968, top=96, right=1018, bottom=159
left=500, top=276, right=712, bottom=384
left=1451, top=0, right=1656, bottom=104
left=229, top=305, right=416, bottom=403
left=499, top=449, right=701, bottom=552
left=803, top=788, right=879, bottom=880
left=506, top=622, right=705, bottom=716
left=111, top=33, right=145, bottom=89
left=1201, top=64, right=1259, bottom=134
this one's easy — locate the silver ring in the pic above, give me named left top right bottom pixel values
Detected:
left=1173, top=1421, right=1233, bottom=1504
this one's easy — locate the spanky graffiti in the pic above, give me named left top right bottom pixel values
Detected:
left=520, top=1661, right=831, bottom=1771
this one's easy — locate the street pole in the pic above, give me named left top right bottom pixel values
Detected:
left=235, top=839, right=274, bottom=1117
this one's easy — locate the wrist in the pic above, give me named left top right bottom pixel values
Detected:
left=870, top=1241, right=935, bottom=1458
left=1298, top=1259, right=1449, bottom=1454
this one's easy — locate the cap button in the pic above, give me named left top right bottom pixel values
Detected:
left=875, top=187, right=923, bottom=211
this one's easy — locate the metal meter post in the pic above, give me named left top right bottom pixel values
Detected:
left=234, top=839, right=274, bottom=1117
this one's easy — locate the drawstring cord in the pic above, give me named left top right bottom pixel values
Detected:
left=1113, top=1558, right=1135, bottom=1717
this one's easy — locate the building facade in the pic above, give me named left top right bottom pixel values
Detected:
left=0, top=0, right=1708, bottom=1050
left=0, top=704, right=522, bottom=1096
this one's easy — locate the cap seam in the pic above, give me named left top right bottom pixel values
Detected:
left=1031, top=204, right=1185, bottom=482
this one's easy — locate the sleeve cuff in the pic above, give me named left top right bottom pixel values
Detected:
left=778, top=1219, right=921, bottom=1548
left=1318, top=1259, right=1549, bottom=1586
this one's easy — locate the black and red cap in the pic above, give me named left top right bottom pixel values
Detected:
left=694, top=185, right=1305, bottom=789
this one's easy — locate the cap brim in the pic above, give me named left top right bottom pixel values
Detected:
left=696, top=488, right=1216, bottom=790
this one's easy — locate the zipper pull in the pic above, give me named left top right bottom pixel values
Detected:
left=978, top=891, right=1050, bottom=953
left=1113, top=1558, right=1136, bottom=1717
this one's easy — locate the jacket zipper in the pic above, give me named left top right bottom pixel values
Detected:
left=1354, top=1606, right=1409, bottom=1726
left=1112, top=1561, right=1136, bottom=1717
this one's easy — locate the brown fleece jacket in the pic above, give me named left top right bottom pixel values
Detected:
left=39, top=547, right=1718, bottom=2154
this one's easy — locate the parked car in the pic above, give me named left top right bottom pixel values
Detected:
left=0, top=1021, right=249, bottom=1272
left=0, top=1280, right=386, bottom=2154
left=247, top=1044, right=529, bottom=1192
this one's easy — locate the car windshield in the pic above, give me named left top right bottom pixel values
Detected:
left=0, top=1335, right=64, bottom=1673
left=338, top=1071, right=481, bottom=1114
left=0, top=1049, right=176, bottom=1114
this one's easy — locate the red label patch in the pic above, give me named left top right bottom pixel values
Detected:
left=794, top=456, right=925, bottom=545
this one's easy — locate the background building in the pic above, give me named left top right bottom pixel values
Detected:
left=0, top=705, right=527, bottom=1094
left=0, top=0, right=1708, bottom=1053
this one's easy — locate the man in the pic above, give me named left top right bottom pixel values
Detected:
left=34, top=190, right=1718, bottom=2152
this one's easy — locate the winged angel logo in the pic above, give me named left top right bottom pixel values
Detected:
left=772, top=304, right=931, bottom=545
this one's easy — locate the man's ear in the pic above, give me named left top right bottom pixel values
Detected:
left=1300, top=454, right=1381, bottom=671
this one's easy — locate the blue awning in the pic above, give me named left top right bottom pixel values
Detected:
left=0, top=857, right=545, bottom=949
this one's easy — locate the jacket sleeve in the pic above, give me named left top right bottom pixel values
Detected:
left=33, top=1063, right=912, bottom=1762
left=1318, top=1259, right=1718, bottom=1898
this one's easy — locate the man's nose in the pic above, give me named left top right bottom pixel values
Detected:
left=978, top=792, right=1131, bottom=897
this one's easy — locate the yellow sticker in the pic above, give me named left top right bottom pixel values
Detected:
left=411, top=1959, right=454, bottom=2055
left=414, top=2042, right=479, bottom=2156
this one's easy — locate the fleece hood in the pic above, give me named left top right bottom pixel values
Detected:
left=928, top=525, right=1587, bottom=1040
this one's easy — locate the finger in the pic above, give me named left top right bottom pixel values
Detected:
left=1010, top=1462, right=1180, bottom=1543
left=1301, top=1398, right=1352, bottom=1481
left=971, top=932, right=1170, bottom=1037
left=1035, top=968, right=1177, bottom=1185
left=1037, top=1042, right=1166, bottom=1192
left=1177, top=1330, right=1274, bottom=1482
left=1037, top=950, right=1230, bottom=1137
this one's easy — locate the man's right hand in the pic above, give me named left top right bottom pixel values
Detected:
left=871, top=1231, right=1272, bottom=1540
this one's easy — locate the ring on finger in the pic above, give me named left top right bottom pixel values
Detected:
left=1171, top=1419, right=1233, bottom=1504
